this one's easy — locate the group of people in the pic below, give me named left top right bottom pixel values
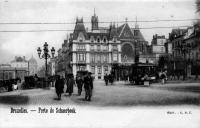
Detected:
left=55, top=72, right=94, bottom=101
left=104, top=74, right=114, bottom=86
left=0, top=78, right=21, bottom=92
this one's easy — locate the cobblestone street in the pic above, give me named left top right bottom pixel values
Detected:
left=0, top=80, right=200, bottom=107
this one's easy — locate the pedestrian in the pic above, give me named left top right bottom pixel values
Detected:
left=66, top=74, right=75, bottom=96
left=55, top=75, right=64, bottom=100
left=83, top=72, right=93, bottom=101
left=7, top=79, right=13, bottom=92
left=104, top=74, right=109, bottom=86
left=160, top=72, right=166, bottom=84
left=76, top=75, right=83, bottom=96
left=108, top=74, right=114, bottom=85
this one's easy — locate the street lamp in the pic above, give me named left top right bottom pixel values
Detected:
left=37, top=42, right=55, bottom=88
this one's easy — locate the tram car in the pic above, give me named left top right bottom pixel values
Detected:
left=129, top=63, right=158, bottom=85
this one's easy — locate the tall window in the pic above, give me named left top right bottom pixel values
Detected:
left=77, top=66, right=86, bottom=71
left=77, top=53, right=85, bottom=61
left=113, top=45, right=117, bottom=50
left=91, top=36, right=94, bottom=43
left=161, top=47, right=164, bottom=52
left=97, top=45, right=101, bottom=51
left=96, top=55, right=101, bottom=62
left=98, top=66, right=101, bottom=74
left=104, top=66, right=108, bottom=74
left=103, top=55, right=106, bottom=62
left=91, top=66, right=95, bottom=74
left=113, top=53, right=118, bottom=61
left=113, top=37, right=117, bottom=42
left=91, top=54, right=95, bottom=63
left=103, top=45, right=108, bottom=51
left=90, top=45, right=94, bottom=51
left=77, top=45, right=85, bottom=51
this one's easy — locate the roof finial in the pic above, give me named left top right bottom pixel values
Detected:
left=94, top=8, right=96, bottom=16
left=135, top=16, right=139, bottom=29
left=136, top=16, right=137, bottom=24
left=125, top=17, right=128, bottom=23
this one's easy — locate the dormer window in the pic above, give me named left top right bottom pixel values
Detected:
left=78, top=32, right=85, bottom=42
left=113, top=37, right=117, bottom=42
left=91, top=36, right=94, bottom=43
left=97, top=36, right=100, bottom=43
left=103, top=36, right=107, bottom=43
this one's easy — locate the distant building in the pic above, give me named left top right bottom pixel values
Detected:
left=151, top=34, right=167, bottom=64
left=169, top=28, right=187, bottom=73
left=9, top=56, right=29, bottom=79
left=184, top=24, right=200, bottom=77
left=28, top=56, right=38, bottom=76
left=10, top=56, right=28, bottom=69
left=55, top=39, right=71, bottom=77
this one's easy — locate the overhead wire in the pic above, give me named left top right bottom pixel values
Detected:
left=0, top=25, right=192, bottom=32
left=0, top=18, right=199, bottom=24
left=0, top=18, right=195, bottom=32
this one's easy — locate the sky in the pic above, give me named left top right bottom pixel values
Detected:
left=0, top=0, right=199, bottom=67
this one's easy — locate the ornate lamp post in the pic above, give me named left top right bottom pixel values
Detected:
left=37, top=42, right=55, bottom=88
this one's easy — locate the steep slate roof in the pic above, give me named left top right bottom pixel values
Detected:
left=71, top=16, right=146, bottom=42
left=73, top=18, right=88, bottom=40
left=118, top=23, right=134, bottom=39
left=131, top=28, right=146, bottom=42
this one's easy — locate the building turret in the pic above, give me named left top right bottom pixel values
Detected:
left=91, top=8, right=99, bottom=31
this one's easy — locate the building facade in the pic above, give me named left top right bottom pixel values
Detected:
left=67, top=12, right=148, bottom=79
left=184, top=24, right=200, bottom=77
left=9, top=56, right=29, bottom=79
left=151, top=34, right=167, bottom=64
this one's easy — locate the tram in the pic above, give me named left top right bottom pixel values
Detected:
left=129, top=63, right=158, bottom=85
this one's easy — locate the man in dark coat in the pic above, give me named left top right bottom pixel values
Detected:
left=66, top=74, right=75, bottom=96
left=104, top=74, right=109, bottom=86
left=83, top=72, right=93, bottom=101
left=55, top=75, right=64, bottom=100
left=76, top=76, right=83, bottom=96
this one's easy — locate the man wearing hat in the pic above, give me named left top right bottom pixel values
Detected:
left=66, top=73, right=75, bottom=96
left=83, top=72, right=93, bottom=101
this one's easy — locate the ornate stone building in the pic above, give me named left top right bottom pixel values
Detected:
left=68, top=12, right=148, bottom=79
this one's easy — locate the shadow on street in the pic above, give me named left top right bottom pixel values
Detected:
left=0, top=95, right=29, bottom=105
left=152, top=85, right=200, bottom=94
